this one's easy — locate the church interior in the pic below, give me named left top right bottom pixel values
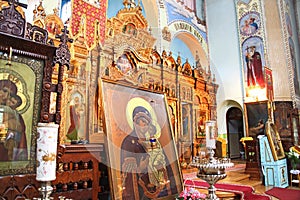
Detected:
left=0, top=0, right=299, bottom=199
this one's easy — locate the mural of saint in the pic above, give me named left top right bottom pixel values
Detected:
left=240, top=12, right=260, bottom=35
left=245, top=45, right=264, bottom=88
left=66, top=94, right=85, bottom=141
left=242, top=37, right=265, bottom=89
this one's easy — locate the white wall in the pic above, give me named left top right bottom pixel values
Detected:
left=206, top=0, right=244, bottom=135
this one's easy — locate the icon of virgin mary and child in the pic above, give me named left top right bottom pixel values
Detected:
left=0, top=79, right=27, bottom=161
left=120, top=105, right=177, bottom=200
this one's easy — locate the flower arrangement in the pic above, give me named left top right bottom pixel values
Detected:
left=176, top=186, right=206, bottom=200
left=285, top=146, right=300, bottom=170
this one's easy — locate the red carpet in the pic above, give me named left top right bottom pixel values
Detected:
left=184, top=179, right=271, bottom=200
left=265, top=187, right=300, bottom=200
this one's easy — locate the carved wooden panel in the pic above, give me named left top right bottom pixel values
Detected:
left=0, top=145, right=109, bottom=200
left=0, top=174, right=40, bottom=199
left=0, top=1, right=26, bottom=38
left=244, top=140, right=262, bottom=180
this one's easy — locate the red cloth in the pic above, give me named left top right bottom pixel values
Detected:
left=71, top=0, right=107, bottom=49
left=265, top=187, right=300, bottom=200
left=184, top=179, right=271, bottom=200
left=244, top=193, right=271, bottom=200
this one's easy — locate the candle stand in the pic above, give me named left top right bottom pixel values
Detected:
left=190, top=147, right=234, bottom=200
left=37, top=182, right=53, bottom=200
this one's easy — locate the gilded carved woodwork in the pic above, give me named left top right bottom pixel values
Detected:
left=0, top=6, right=218, bottom=199
left=32, top=1, right=218, bottom=150
left=105, top=5, right=156, bottom=56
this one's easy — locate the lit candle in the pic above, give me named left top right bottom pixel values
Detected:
left=206, top=121, right=216, bottom=149
left=36, top=123, right=59, bottom=181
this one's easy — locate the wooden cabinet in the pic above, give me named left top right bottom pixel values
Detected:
left=52, top=144, right=109, bottom=200
left=0, top=174, right=40, bottom=199
left=0, top=144, right=109, bottom=200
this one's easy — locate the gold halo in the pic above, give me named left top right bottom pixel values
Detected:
left=126, top=97, right=161, bottom=139
left=0, top=71, right=30, bottom=114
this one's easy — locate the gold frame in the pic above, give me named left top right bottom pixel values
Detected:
left=265, top=121, right=285, bottom=161
left=100, top=80, right=183, bottom=200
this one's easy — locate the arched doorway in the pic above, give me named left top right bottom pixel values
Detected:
left=226, top=107, right=244, bottom=159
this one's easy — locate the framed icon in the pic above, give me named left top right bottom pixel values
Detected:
left=100, top=80, right=183, bottom=200
left=265, top=121, right=285, bottom=161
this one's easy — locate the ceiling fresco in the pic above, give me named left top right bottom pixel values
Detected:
left=164, top=0, right=206, bottom=35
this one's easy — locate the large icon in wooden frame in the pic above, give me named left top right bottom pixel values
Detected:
left=0, top=51, right=44, bottom=174
left=100, top=80, right=183, bottom=200
left=0, top=33, right=58, bottom=175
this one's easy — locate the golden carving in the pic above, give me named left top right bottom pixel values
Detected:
left=36, top=1, right=218, bottom=148
left=105, top=4, right=156, bottom=51
left=44, top=14, right=64, bottom=37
